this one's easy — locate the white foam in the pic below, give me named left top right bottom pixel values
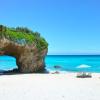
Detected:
left=77, top=64, right=91, bottom=68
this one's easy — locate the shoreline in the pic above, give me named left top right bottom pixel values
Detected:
left=1, top=68, right=100, bottom=75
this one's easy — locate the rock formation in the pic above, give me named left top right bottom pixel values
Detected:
left=0, top=25, right=48, bottom=73
left=0, top=38, right=48, bottom=73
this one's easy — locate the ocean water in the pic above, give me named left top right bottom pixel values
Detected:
left=1, top=55, right=100, bottom=73
left=45, top=55, right=100, bottom=73
left=0, top=55, right=17, bottom=71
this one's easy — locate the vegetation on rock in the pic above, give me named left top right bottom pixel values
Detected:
left=0, top=25, right=48, bottom=50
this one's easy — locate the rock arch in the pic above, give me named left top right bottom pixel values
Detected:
left=0, top=39, right=47, bottom=73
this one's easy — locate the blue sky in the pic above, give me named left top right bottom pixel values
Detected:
left=0, top=0, right=100, bottom=54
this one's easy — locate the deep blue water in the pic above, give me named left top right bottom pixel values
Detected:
left=1, top=55, right=100, bottom=73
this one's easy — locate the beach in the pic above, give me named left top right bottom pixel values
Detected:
left=0, top=73, right=100, bottom=100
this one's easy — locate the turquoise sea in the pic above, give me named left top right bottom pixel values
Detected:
left=0, top=55, right=17, bottom=71
left=46, top=55, right=100, bottom=73
left=1, top=55, right=100, bottom=73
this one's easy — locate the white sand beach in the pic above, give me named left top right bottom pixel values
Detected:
left=0, top=73, right=100, bottom=100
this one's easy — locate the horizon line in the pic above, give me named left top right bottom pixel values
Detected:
left=47, top=53, right=100, bottom=55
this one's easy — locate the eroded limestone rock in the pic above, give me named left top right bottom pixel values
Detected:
left=0, top=39, right=48, bottom=73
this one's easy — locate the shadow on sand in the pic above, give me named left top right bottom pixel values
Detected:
left=0, top=68, right=49, bottom=76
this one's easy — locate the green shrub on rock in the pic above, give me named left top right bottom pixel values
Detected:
left=0, top=25, right=48, bottom=50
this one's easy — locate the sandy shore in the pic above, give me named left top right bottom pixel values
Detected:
left=0, top=73, right=100, bottom=100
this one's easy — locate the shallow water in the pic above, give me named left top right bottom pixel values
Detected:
left=0, top=55, right=17, bottom=71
